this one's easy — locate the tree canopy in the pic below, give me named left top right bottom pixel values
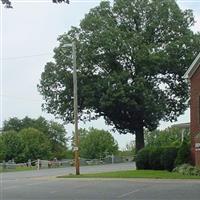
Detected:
left=78, top=128, right=118, bottom=159
left=38, top=0, right=200, bottom=152
left=145, top=127, right=190, bottom=147
left=0, top=117, right=69, bottom=162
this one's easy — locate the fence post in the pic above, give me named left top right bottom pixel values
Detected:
left=37, top=159, right=40, bottom=170
left=112, top=154, right=114, bottom=164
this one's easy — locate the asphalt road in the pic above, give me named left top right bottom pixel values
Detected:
left=1, top=162, right=135, bottom=180
left=1, top=163, right=200, bottom=200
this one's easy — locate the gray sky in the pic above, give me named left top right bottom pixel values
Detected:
left=0, top=0, right=200, bottom=149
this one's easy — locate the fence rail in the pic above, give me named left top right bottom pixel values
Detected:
left=0, top=155, right=134, bottom=171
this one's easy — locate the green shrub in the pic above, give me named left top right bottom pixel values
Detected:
left=175, top=140, right=190, bottom=166
left=161, top=147, right=178, bottom=171
left=149, top=147, right=164, bottom=170
left=136, top=146, right=178, bottom=171
left=136, top=148, right=151, bottom=169
left=173, top=164, right=200, bottom=176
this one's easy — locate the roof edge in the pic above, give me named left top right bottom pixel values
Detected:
left=183, top=52, right=200, bottom=79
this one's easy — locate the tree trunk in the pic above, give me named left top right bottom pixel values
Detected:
left=135, top=125, right=144, bottom=153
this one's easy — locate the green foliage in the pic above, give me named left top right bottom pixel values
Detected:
left=65, top=150, right=73, bottom=159
left=160, top=147, right=178, bottom=171
left=135, top=148, right=151, bottom=169
left=173, top=164, right=200, bottom=176
left=19, top=128, right=51, bottom=162
left=145, top=127, right=189, bottom=147
left=136, top=146, right=178, bottom=171
left=38, top=0, right=200, bottom=152
left=1, top=130, right=23, bottom=163
left=78, top=128, right=118, bottom=159
left=118, top=140, right=135, bottom=159
left=1, top=117, right=68, bottom=162
left=0, top=135, right=6, bottom=162
left=175, top=140, right=190, bottom=166
left=47, top=121, right=68, bottom=159
left=149, top=147, right=164, bottom=170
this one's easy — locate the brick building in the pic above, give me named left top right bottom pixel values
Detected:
left=184, top=52, right=200, bottom=167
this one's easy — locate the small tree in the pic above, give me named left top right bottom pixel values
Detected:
left=79, top=128, right=118, bottom=159
left=0, top=135, right=6, bottom=162
left=1, top=130, right=23, bottom=162
left=175, top=139, right=190, bottom=166
left=19, top=128, right=51, bottom=162
left=3, top=116, right=68, bottom=160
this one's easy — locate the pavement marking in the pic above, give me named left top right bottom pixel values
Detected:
left=27, top=182, right=48, bottom=186
left=49, top=190, right=57, bottom=194
left=118, top=189, right=141, bottom=198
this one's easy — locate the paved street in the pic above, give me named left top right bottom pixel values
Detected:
left=1, top=163, right=135, bottom=180
left=1, top=163, right=200, bottom=200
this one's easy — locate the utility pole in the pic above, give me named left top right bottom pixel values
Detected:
left=72, top=41, right=80, bottom=175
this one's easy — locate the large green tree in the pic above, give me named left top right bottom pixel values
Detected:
left=38, top=0, right=200, bottom=152
left=78, top=128, right=118, bottom=159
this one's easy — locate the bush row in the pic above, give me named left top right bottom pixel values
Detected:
left=136, top=146, right=178, bottom=171
left=136, top=140, right=190, bottom=171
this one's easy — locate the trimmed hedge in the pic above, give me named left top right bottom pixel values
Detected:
left=160, top=147, right=177, bottom=171
left=175, top=140, right=190, bottom=166
left=136, top=146, right=178, bottom=171
left=135, top=148, right=151, bottom=169
left=149, top=148, right=164, bottom=170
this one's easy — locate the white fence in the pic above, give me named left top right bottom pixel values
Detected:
left=0, top=155, right=134, bottom=171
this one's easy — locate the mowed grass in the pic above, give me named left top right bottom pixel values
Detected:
left=59, top=170, right=200, bottom=179
left=0, top=166, right=36, bottom=173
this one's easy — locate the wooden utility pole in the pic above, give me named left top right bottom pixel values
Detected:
left=72, top=41, right=80, bottom=175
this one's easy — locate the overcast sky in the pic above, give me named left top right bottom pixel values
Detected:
left=0, top=0, right=200, bottom=149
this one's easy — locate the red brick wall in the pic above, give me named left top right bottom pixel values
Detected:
left=190, top=64, right=200, bottom=165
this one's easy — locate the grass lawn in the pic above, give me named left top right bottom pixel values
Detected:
left=0, top=166, right=36, bottom=173
left=59, top=170, right=200, bottom=179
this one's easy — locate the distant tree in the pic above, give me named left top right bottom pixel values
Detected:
left=3, top=116, right=49, bottom=133
left=125, top=140, right=135, bottom=152
left=19, top=128, right=51, bottom=162
left=1, top=130, right=23, bottom=162
left=48, top=121, right=68, bottom=159
left=2, top=117, right=68, bottom=160
left=145, top=127, right=189, bottom=147
left=3, top=117, right=23, bottom=132
left=1, top=0, right=69, bottom=8
left=0, top=135, right=6, bottom=162
left=78, top=128, right=118, bottom=159
left=118, top=140, right=135, bottom=158
left=38, top=0, right=200, bottom=152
